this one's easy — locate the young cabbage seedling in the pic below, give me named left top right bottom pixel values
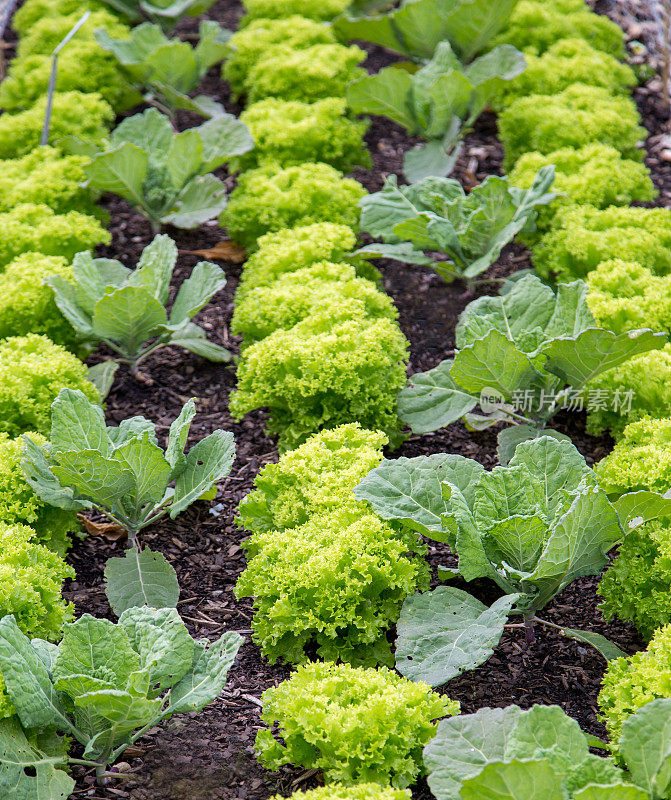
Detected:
left=355, top=436, right=671, bottom=687
left=96, top=21, right=231, bottom=120
left=22, top=388, right=235, bottom=544
left=46, top=234, right=231, bottom=386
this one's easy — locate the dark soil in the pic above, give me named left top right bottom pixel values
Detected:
left=3, top=0, right=667, bottom=797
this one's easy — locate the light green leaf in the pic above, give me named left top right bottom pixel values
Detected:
left=395, top=587, right=519, bottom=686
left=194, top=21, right=231, bottom=72
left=51, top=450, right=136, bottom=509
left=459, top=759, right=564, bottom=800
left=84, top=142, right=149, bottom=209
left=165, top=398, right=196, bottom=477
left=166, top=129, right=204, bottom=189
left=560, top=628, right=628, bottom=662
left=127, top=234, right=177, bottom=304
left=398, top=359, right=479, bottom=433
left=87, top=361, right=119, bottom=400
left=161, top=174, right=228, bottom=228
left=573, top=786, right=649, bottom=800
left=146, top=40, right=199, bottom=93
left=44, top=274, right=95, bottom=337
left=171, top=430, right=235, bottom=517
left=403, top=138, right=461, bottom=183
left=111, top=107, right=172, bottom=156
left=347, top=69, right=416, bottom=132
left=50, top=388, right=110, bottom=456
left=109, top=416, right=158, bottom=448
left=113, top=434, right=172, bottom=510
left=75, top=689, right=162, bottom=736
left=197, top=114, right=254, bottom=172
left=497, top=426, right=572, bottom=466
left=92, top=286, right=167, bottom=357
left=104, top=547, right=180, bottom=616
left=168, top=631, right=243, bottom=714
left=614, top=490, right=671, bottom=530
left=483, top=516, right=547, bottom=573
left=21, top=436, right=85, bottom=512
left=350, top=242, right=434, bottom=266
left=620, top=698, right=671, bottom=798
left=170, top=326, right=233, bottom=362
left=169, top=260, right=226, bottom=325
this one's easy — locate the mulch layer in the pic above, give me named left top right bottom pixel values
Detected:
left=3, top=1, right=669, bottom=797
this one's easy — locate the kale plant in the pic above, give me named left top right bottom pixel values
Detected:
left=335, top=0, right=519, bottom=63
left=98, top=0, right=218, bottom=32
left=0, top=609, right=242, bottom=791
left=347, top=42, right=525, bottom=181
left=397, top=274, right=666, bottom=458
left=70, top=108, right=253, bottom=233
left=46, top=234, right=231, bottom=385
left=22, top=388, right=235, bottom=544
left=96, top=21, right=231, bottom=119
left=356, top=170, right=556, bottom=283
left=355, top=436, right=669, bottom=687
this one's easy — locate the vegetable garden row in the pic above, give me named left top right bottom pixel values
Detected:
left=1, top=0, right=671, bottom=797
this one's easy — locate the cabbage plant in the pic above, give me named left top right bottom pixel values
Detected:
left=99, top=0, right=218, bottom=32
left=355, top=436, right=668, bottom=687
left=69, top=108, right=253, bottom=232
left=347, top=42, right=525, bottom=181
left=96, top=21, right=231, bottom=119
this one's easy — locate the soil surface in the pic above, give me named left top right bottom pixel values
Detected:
left=3, top=1, right=669, bottom=798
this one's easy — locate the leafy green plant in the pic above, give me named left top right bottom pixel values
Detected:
left=0, top=608, right=242, bottom=791
left=241, top=0, right=350, bottom=22
left=98, top=0, right=218, bottom=32
left=395, top=274, right=666, bottom=450
left=357, top=169, right=555, bottom=285
left=256, top=661, right=457, bottom=787
left=348, top=42, right=526, bottom=181
left=424, top=700, right=671, bottom=800
left=96, top=21, right=231, bottom=119
left=46, top=234, right=231, bottom=382
left=71, top=108, right=253, bottom=233
left=271, top=786, right=411, bottom=800
left=355, top=435, right=664, bottom=686
left=335, top=0, right=519, bottom=63
left=22, top=388, right=236, bottom=543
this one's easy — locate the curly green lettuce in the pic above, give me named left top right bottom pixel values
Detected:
left=232, top=261, right=396, bottom=346
left=0, top=334, right=99, bottom=437
left=235, top=222, right=361, bottom=299
left=599, top=520, right=671, bottom=641
left=237, top=423, right=387, bottom=535
left=509, top=146, right=655, bottom=236
left=0, top=253, right=79, bottom=348
left=0, top=204, right=109, bottom=268
left=12, top=0, right=107, bottom=34
left=223, top=15, right=337, bottom=98
left=0, top=432, right=78, bottom=556
left=0, top=91, right=114, bottom=159
left=230, top=313, right=408, bottom=452
left=599, top=623, right=671, bottom=743
left=245, top=43, right=366, bottom=104
left=494, top=38, right=635, bottom=110
left=533, top=204, right=671, bottom=282
left=0, top=147, right=101, bottom=217
left=492, top=0, right=625, bottom=58
left=256, top=661, right=457, bottom=786
left=498, top=85, right=646, bottom=169
left=233, top=97, right=370, bottom=171
left=222, top=162, right=366, bottom=250
left=241, top=0, right=350, bottom=22
left=271, top=787, right=411, bottom=800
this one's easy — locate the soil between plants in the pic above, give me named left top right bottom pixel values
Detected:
left=3, top=1, right=667, bottom=796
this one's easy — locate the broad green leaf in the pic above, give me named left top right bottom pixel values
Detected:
left=473, top=466, right=546, bottom=527
left=171, top=430, right=235, bottom=517
left=483, top=515, right=547, bottom=573
left=104, top=547, right=180, bottom=616
left=0, top=717, right=74, bottom=800
left=403, top=138, right=461, bottom=183
left=84, top=142, right=149, bottom=208
left=170, top=325, right=233, bottom=362
left=614, top=490, right=671, bottom=530
left=30, top=640, right=59, bottom=673
left=165, top=398, right=196, bottom=476
left=194, top=21, right=231, bottom=72
left=465, top=45, right=526, bottom=114
left=354, top=453, right=483, bottom=541
left=359, top=174, right=441, bottom=243
left=451, top=330, right=541, bottom=400
left=146, top=40, right=199, bottom=93
left=95, top=21, right=167, bottom=69
left=92, top=286, right=167, bottom=357
left=347, top=69, right=416, bottom=132
left=53, top=674, right=116, bottom=698
left=620, top=698, right=671, bottom=798
left=75, top=689, right=162, bottom=737
left=169, top=260, right=226, bottom=325
left=350, top=242, right=434, bottom=266
left=445, top=0, right=519, bottom=62
left=459, top=759, right=564, bottom=800
left=497, top=425, right=572, bottom=466
left=119, top=606, right=193, bottom=691
left=161, top=174, right=228, bottom=228
left=573, top=786, right=649, bottom=800
left=542, top=328, right=667, bottom=389
left=114, top=434, right=172, bottom=510
left=53, top=615, right=141, bottom=687
left=111, top=107, right=173, bottom=156
left=44, top=274, right=95, bottom=337
left=166, top=129, right=204, bottom=189
left=50, top=388, right=110, bottom=456
left=544, top=280, right=595, bottom=340
left=560, top=628, right=628, bottom=662
left=21, top=436, right=85, bottom=511
left=168, top=631, right=243, bottom=713
left=425, top=705, right=524, bottom=800
left=398, top=360, right=479, bottom=433
left=87, top=361, right=119, bottom=400
left=0, top=616, right=72, bottom=732
left=197, top=114, right=254, bottom=172
left=395, top=587, right=518, bottom=685
left=51, top=450, right=136, bottom=509
left=109, top=416, right=158, bottom=448
left=127, top=234, right=177, bottom=304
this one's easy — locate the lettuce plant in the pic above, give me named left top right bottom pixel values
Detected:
left=96, top=21, right=231, bottom=119
left=335, top=0, right=519, bottom=63
left=348, top=42, right=525, bottom=181
left=98, top=0, right=218, bottom=32
left=256, top=661, right=457, bottom=787
left=424, top=700, right=671, bottom=800
left=46, top=235, right=231, bottom=381
left=357, top=169, right=556, bottom=287
left=22, top=389, right=235, bottom=544
left=0, top=609, right=242, bottom=792
left=241, top=0, right=350, bottom=21
left=271, top=787, right=411, bottom=800
left=396, top=274, right=666, bottom=453
left=355, top=435, right=662, bottom=687
left=73, top=108, right=253, bottom=233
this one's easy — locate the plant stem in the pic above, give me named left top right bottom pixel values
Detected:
left=523, top=612, right=536, bottom=643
